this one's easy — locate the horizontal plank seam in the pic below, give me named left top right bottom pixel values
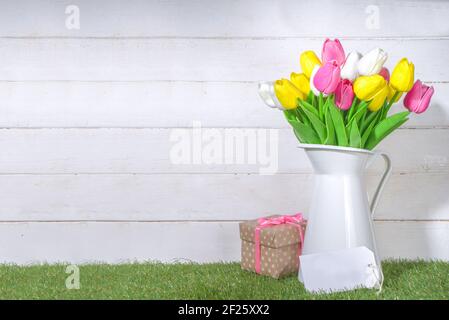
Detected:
left=0, top=36, right=448, bottom=40
left=0, top=219, right=447, bottom=223
left=0, top=171, right=444, bottom=176
left=0, top=126, right=447, bottom=130
left=0, top=80, right=446, bottom=84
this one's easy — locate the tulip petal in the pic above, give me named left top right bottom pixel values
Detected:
left=354, top=75, right=386, bottom=101
left=403, top=80, right=421, bottom=110
left=309, top=65, right=322, bottom=96
left=313, top=61, right=341, bottom=94
left=274, top=79, right=304, bottom=110
left=300, top=51, right=321, bottom=78
left=290, top=72, right=310, bottom=96
left=368, top=85, right=389, bottom=112
left=357, top=48, right=388, bottom=76
left=258, top=81, right=282, bottom=109
left=341, top=51, right=362, bottom=81
left=416, top=86, right=434, bottom=114
left=322, top=38, right=346, bottom=66
left=391, top=58, right=415, bottom=92
left=379, top=67, right=390, bottom=81
left=403, top=80, right=434, bottom=114
left=335, top=79, right=354, bottom=110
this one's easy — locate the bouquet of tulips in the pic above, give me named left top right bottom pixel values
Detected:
left=258, top=39, right=435, bottom=150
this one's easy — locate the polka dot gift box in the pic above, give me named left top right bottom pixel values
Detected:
left=239, top=214, right=307, bottom=279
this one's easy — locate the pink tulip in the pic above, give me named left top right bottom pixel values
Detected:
left=322, top=38, right=346, bottom=66
left=313, top=61, right=341, bottom=94
left=379, top=67, right=390, bottom=81
left=403, top=80, right=434, bottom=114
left=334, top=79, right=354, bottom=110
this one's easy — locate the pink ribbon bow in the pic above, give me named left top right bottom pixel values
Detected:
left=254, top=213, right=306, bottom=274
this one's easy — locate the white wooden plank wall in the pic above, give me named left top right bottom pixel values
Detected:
left=0, top=0, right=448, bottom=263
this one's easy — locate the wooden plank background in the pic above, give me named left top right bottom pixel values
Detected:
left=0, top=0, right=447, bottom=263
left=0, top=221, right=448, bottom=264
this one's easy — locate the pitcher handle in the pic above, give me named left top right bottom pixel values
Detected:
left=370, top=152, right=392, bottom=217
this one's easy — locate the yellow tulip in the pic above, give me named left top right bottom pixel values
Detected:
left=300, top=51, right=321, bottom=78
left=390, top=58, right=414, bottom=92
left=368, top=85, right=389, bottom=111
left=290, top=72, right=310, bottom=96
left=353, top=75, right=387, bottom=101
left=387, top=84, right=403, bottom=102
left=274, top=79, right=305, bottom=110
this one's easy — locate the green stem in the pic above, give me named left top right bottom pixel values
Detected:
left=382, top=92, right=400, bottom=119
left=346, top=97, right=359, bottom=123
left=311, top=93, right=316, bottom=108
left=318, top=93, right=324, bottom=120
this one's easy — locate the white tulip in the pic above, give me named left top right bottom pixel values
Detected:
left=357, top=48, right=388, bottom=76
left=309, top=65, right=327, bottom=97
left=257, top=81, right=283, bottom=110
left=341, top=51, right=362, bottom=81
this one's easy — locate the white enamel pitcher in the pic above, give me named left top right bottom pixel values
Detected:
left=299, top=144, right=392, bottom=285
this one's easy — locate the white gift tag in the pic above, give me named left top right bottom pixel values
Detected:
left=299, top=246, right=382, bottom=293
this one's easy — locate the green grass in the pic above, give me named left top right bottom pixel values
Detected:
left=0, top=261, right=448, bottom=299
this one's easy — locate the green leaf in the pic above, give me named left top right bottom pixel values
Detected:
left=360, top=110, right=378, bottom=133
left=303, top=108, right=327, bottom=143
left=365, top=111, right=410, bottom=150
left=287, top=104, right=303, bottom=124
left=380, top=92, right=399, bottom=120
left=349, top=101, right=368, bottom=128
left=293, top=127, right=304, bottom=143
left=300, top=100, right=320, bottom=118
left=379, top=100, right=389, bottom=120
left=361, top=115, right=378, bottom=148
left=324, top=107, right=336, bottom=145
left=311, top=93, right=317, bottom=108
left=323, top=95, right=332, bottom=114
left=297, top=107, right=311, bottom=126
left=307, top=90, right=314, bottom=104
left=284, top=109, right=300, bottom=125
left=284, top=110, right=301, bottom=130
left=349, top=120, right=361, bottom=149
left=295, top=108, right=304, bottom=123
left=346, top=97, right=359, bottom=122
left=318, top=93, right=325, bottom=121
left=284, top=113, right=321, bottom=145
left=293, top=121, right=321, bottom=144
left=329, top=103, right=348, bottom=147
left=283, top=110, right=296, bottom=121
